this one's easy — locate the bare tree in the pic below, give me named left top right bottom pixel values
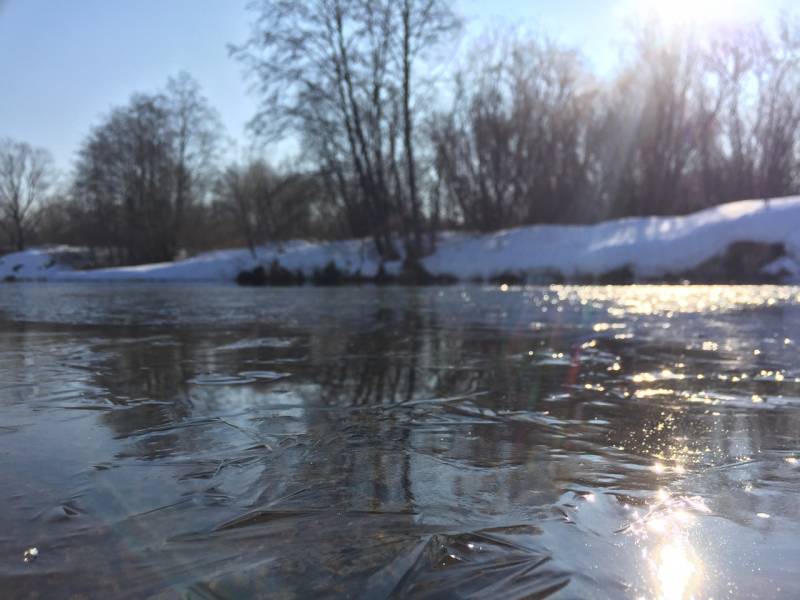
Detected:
left=214, top=160, right=311, bottom=256
left=0, top=139, right=53, bottom=251
left=232, top=0, right=458, bottom=262
left=752, top=16, right=800, bottom=198
left=398, top=0, right=460, bottom=256
left=72, top=74, right=221, bottom=264
left=166, top=72, right=222, bottom=251
left=593, top=26, right=705, bottom=217
left=432, top=33, right=595, bottom=229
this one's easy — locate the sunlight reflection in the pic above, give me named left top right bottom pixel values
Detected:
left=655, top=540, right=698, bottom=600
left=627, top=491, right=710, bottom=599
left=552, top=285, right=797, bottom=318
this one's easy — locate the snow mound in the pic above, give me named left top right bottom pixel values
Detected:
left=2, top=196, right=800, bottom=283
left=0, top=246, right=72, bottom=280
left=424, top=197, right=800, bottom=281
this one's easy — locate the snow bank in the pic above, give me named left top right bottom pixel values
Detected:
left=424, top=197, right=800, bottom=281
left=2, top=196, right=800, bottom=283
left=0, top=246, right=72, bottom=280
left=0, top=239, right=387, bottom=283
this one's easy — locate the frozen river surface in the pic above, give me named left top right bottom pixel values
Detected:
left=1, top=284, right=799, bottom=599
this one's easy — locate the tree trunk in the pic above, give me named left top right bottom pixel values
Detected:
left=402, top=1, right=421, bottom=260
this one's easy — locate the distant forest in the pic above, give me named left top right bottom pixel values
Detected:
left=2, top=1, right=800, bottom=266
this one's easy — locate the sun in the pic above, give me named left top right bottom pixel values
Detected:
left=625, top=0, right=760, bottom=28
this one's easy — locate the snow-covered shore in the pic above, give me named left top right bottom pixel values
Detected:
left=3, top=196, right=800, bottom=284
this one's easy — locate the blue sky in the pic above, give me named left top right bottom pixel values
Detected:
left=0, top=0, right=789, bottom=171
